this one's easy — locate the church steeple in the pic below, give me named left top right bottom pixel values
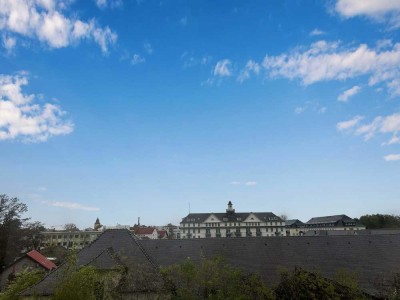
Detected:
left=94, top=217, right=101, bottom=230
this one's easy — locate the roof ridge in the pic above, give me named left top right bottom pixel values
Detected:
left=127, top=230, right=157, bottom=269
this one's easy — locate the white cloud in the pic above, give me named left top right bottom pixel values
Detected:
left=181, top=52, right=212, bottom=68
left=384, top=153, right=400, bottom=161
left=337, top=113, right=400, bottom=141
left=263, top=40, right=400, bottom=96
left=37, top=186, right=47, bottom=191
left=143, top=42, right=153, bottom=54
left=0, top=73, right=73, bottom=142
left=336, top=115, right=364, bottom=131
left=131, top=53, right=145, bottom=65
left=237, top=60, right=260, bottom=82
left=230, top=181, right=241, bottom=185
left=294, top=101, right=327, bottom=115
left=214, top=59, right=232, bottom=77
left=2, top=34, right=16, bottom=52
left=95, top=0, right=123, bottom=9
left=338, top=85, right=361, bottom=102
left=42, top=200, right=100, bottom=211
left=245, top=181, right=257, bottom=186
left=0, top=0, right=117, bottom=53
left=294, top=107, right=306, bottom=114
left=309, top=28, right=325, bottom=36
left=335, top=0, right=400, bottom=25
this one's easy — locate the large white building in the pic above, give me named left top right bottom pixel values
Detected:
left=179, top=201, right=285, bottom=239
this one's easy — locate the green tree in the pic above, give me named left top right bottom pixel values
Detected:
left=275, top=267, right=368, bottom=300
left=161, top=257, right=275, bottom=300
left=0, top=195, right=29, bottom=268
left=53, top=251, right=122, bottom=300
left=0, top=269, right=43, bottom=300
left=359, top=214, right=400, bottom=229
left=63, top=223, right=79, bottom=232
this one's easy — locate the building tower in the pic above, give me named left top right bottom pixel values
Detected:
left=94, top=218, right=101, bottom=231
left=226, top=201, right=235, bottom=214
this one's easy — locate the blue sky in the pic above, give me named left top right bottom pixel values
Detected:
left=1, top=0, right=400, bottom=229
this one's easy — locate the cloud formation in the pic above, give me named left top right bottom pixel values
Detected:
left=95, top=0, right=123, bottom=9
left=214, top=59, right=232, bottom=77
left=384, top=153, right=400, bottom=161
left=237, top=60, right=260, bottom=83
left=338, top=113, right=400, bottom=142
left=0, top=0, right=117, bottom=53
left=263, top=40, right=400, bottom=95
left=131, top=53, right=145, bottom=65
left=335, top=0, right=400, bottom=27
left=309, top=28, right=325, bottom=36
left=42, top=200, right=100, bottom=211
left=338, top=85, right=361, bottom=102
left=0, top=73, right=73, bottom=142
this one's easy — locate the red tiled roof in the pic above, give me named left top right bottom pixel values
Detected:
left=27, top=250, right=57, bottom=270
left=132, top=227, right=156, bottom=235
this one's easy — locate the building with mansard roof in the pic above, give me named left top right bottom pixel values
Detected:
left=179, top=201, right=285, bottom=239
left=304, top=214, right=365, bottom=232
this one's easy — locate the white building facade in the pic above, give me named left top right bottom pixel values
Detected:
left=179, top=202, right=285, bottom=239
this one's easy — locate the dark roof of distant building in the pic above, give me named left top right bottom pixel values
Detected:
left=26, top=250, right=57, bottom=270
left=306, top=215, right=351, bottom=224
left=182, top=212, right=282, bottom=223
left=285, top=219, right=305, bottom=227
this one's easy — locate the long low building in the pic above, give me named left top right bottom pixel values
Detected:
left=37, top=230, right=101, bottom=250
left=179, top=201, right=286, bottom=238
left=23, top=229, right=400, bottom=298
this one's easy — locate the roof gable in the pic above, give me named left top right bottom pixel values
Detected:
left=204, top=214, right=221, bottom=223
left=243, top=213, right=262, bottom=223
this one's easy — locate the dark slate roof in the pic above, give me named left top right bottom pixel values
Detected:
left=182, top=212, right=282, bottom=223
left=23, top=230, right=156, bottom=296
left=142, top=233, right=400, bottom=296
left=24, top=229, right=400, bottom=297
left=285, top=219, right=305, bottom=227
left=306, top=214, right=356, bottom=225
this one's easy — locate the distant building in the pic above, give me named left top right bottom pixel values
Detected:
left=161, top=223, right=179, bottom=239
left=38, top=230, right=101, bottom=250
left=285, top=219, right=306, bottom=236
left=157, top=229, right=168, bottom=239
left=179, top=201, right=285, bottom=239
left=131, top=227, right=158, bottom=239
left=0, top=250, right=56, bottom=291
left=304, top=215, right=365, bottom=232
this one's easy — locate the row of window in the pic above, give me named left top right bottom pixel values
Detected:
left=182, top=222, right=283, bottom=227
left=43, top=234, right=98, bottom=240
left=182, top=227, right=284, bottom=234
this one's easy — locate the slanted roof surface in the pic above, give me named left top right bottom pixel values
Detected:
left=306, top=214, right=353, bottom=224
left=27, top=250, right=57, bottom=270
left=23, top=230, right=156, bottom=296
left=24, top=229, right=400, bottom=297
left=182, top=212, right=281, bottom=223
left=285, top=219, right=305, bottom=227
